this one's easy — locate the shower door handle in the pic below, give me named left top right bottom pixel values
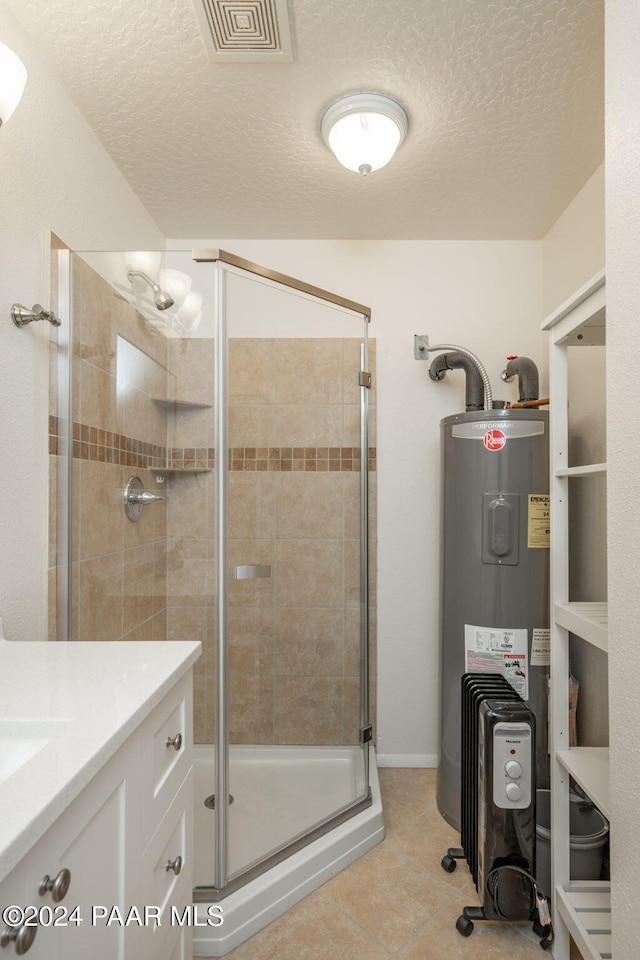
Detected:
left=233, top=564, right=271, bottom=580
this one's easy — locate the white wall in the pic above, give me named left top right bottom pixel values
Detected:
left=541, top=164, right=605, bottom=317
left=0, top=1, right=164, bottom=642
left=605, top=2, right=640, bottom=955
left=172, top=238, right=544, bottom=764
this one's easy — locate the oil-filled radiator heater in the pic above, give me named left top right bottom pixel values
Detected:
left=441, top=674, right=552, bottom=948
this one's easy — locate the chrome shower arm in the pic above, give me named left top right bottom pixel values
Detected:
left=126, top=269, right=161, bottom=294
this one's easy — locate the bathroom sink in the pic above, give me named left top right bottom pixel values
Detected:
left=0, top=720, right=70, bottom=784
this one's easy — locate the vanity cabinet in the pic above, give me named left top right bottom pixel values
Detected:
left=0, top=671, right=194, bottom=960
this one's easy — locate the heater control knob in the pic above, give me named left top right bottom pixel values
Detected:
left=505, top=760, right=522, bottom=779
left=505, top=781, right=522, bottom=801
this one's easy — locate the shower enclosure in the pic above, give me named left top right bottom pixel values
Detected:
left=49, top=243, right=378, bottom=927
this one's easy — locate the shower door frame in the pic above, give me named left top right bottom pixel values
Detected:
left=192, top=249, right=373, bottom=901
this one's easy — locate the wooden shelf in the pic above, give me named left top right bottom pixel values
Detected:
left=542, top=270, right=606, bottom=343
left=151, top=397, right=212, bottom=410
left=554, top=602, right=608, bottom=652
left=556, top=748, right=610, bottom=820
left=555, top=882, right=611, bottom=960
left=555, top=463, right=607, bottom=478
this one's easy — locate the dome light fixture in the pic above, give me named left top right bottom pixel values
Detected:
left=0, top=41, right=27, bottom=129
left=321, top=92, right=408, bottom=176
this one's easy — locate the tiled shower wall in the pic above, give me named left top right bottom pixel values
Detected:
left=49, top=254, right=376, bottom=748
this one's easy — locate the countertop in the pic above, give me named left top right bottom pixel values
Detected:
left=0, top=640, right=201, bottom=883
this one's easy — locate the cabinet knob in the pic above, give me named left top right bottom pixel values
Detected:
left=166, top=855, right=183, bottom=876
left=39, top=867, right=71, bottom=903
left=165, top=733, right=183, bottom=751
left=1, top=924, right=37, bottom=955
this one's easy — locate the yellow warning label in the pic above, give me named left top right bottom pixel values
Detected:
left=528, top=494, right=550, bottom=548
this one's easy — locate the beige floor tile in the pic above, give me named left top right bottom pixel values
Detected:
left=393, top=898, right=546, bottom=959
left=321, top=840, right=456, bottom=951
left=194, top=767, right=585, bottom=960
left=220, top=890, right=391, bottom=959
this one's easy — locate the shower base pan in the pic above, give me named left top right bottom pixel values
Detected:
left=191, top=744, right=384, bottom=957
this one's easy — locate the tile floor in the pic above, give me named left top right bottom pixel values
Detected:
left=196, top=768, right=581, bottom=959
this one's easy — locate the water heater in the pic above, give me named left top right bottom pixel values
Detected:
left=436, top=408, right=550, bottom=830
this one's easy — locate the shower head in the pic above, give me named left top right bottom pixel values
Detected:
left=127, top=269, right=175, bottom=311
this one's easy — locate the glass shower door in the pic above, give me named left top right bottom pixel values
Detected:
left=219, top=261, right=373, bottom=886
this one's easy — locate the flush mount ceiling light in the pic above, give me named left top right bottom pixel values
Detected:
left=0, top=40, right=27, bottom=128
left=321, top=93, right=408, bottom=176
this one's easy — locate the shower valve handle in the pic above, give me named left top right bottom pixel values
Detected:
left=128, top=489, right=169, bottom=505
left=124, top=476, right=169, bottom=521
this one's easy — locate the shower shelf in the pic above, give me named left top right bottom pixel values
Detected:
left=151, top=397, right=212, bottom=410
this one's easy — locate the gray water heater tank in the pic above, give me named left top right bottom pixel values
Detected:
left=436, top=408, right=550, bottom=831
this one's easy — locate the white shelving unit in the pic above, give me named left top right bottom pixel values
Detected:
left=542, top=269, right=610, bottom=960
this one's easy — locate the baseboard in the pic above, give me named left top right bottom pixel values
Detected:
left=376, top=753, right=438, bottom=768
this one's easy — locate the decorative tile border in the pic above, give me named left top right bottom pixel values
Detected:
left=49, top=419, right=375, bottom=471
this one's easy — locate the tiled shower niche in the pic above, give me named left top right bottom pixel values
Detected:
left=49, top=252, right=376, bottom=750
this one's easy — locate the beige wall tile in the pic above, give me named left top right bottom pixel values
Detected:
left=275, top=608, right=343, bottom=676
left=77, top=552, right=123, bottom=641
left=229, top=404, right=276, bottom=447
left=78, top=461, right=124, bottom=560
left=122, top=617, right=155, bottom=641
left=229, top=339, right=275, bottom=404
left=123, top=542, right=166, bottom=635
left=343, top=607, right=361, bottom=677
left=344, top=539, right=376, bottom=607
left=275, top=540, right=343, bottom=607
left=274, top=339, right=343, bottom=404
left=274, top=474, right=343, bottom=539
left=48, top=455, right=57, bottom=569
left=193, top=675, right=209, bottom=744
left=274, top=404, right=342, bottom=447
left=229, top=675, right=274, bottom=743
left=166, top=406, right=214, bottom=449
left=341, top=675, right=362, bottom=744
left=80, top=361, right=122, bottom=434
left=167, top=339, right=214, bottom=406
left=228, top=606, right=275, bottom=675
left=228, top=474, right=276, bottom=540
left=80, top=282, right=117, bottom=376
left=150, top=610, right=167, bottom=641
left=166, top=537, right=211, bottom=606
left=167, top=472, right=215, bottom=540
left=167, top=604, right=208, bottom=644
left=274, top=677, right=342, bottom=743
left=342, top=338, right=365, bottom=405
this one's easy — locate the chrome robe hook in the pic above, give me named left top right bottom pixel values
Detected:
left=11, top=303, right=62, bottom=327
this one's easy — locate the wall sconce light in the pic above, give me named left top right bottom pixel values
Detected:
left=321, top=92, right=408, bottom=175
left=0, top=41, right=27, bottom=129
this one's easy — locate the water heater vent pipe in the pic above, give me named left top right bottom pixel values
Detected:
left=414, top=336, right=494, bottom=410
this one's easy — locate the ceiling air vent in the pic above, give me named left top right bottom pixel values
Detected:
left=194, top=0, right=292, bottom=62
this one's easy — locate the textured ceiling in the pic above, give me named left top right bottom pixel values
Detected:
left=7, top=0, right=604, bottom=239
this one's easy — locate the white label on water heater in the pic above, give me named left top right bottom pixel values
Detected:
left=464, top=624, right=529, bottom=699
left=530, top=628, right=550, bottom=666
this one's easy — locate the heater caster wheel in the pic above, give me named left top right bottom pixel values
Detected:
left=441, top=855, right=457, bottom=873
left=456, top=915, right=474, bottom=937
